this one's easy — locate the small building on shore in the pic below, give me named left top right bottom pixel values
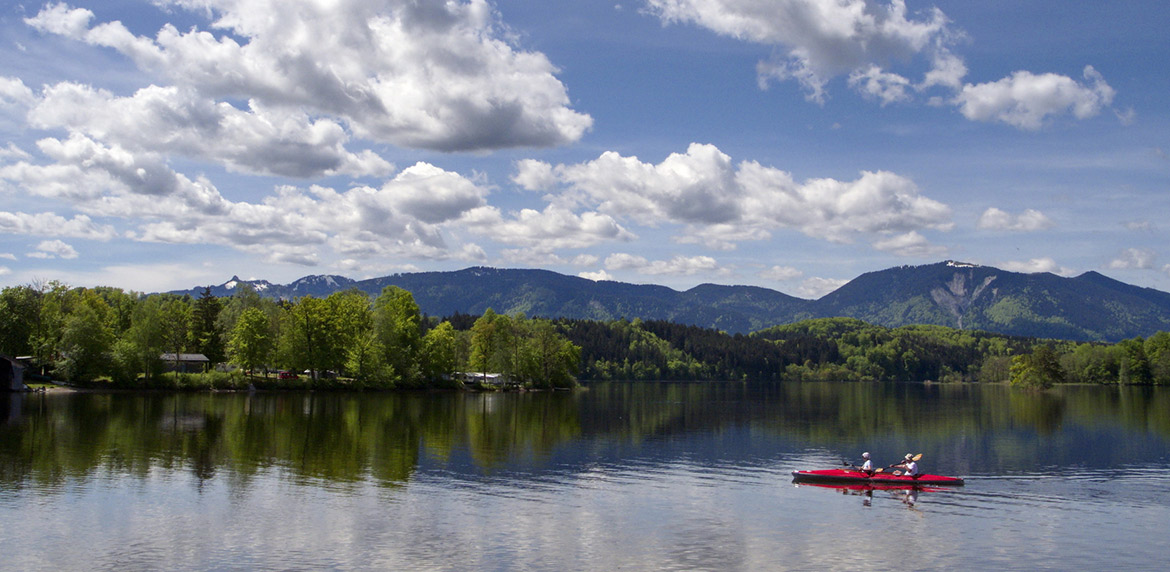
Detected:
left=2, top=354, right=25, bottom=392
left=160, top=353, right=211, bottom=374
left=452, top=371, right=514, bottom=387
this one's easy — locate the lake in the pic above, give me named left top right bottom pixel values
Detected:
left=2, top=382, right=1168, bottom=571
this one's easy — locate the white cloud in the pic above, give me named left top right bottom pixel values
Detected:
left=10, top=132, right=233, bottom=218
left=503, top=251, right=601, bottom=268
left=0, top=143, right=32, bottom=161
left=0, top=253, right=16, bottom=261
left=641, top=2, right=1115, bottom=130
left=1108, top=248, right=1155, bottom=270
left=1001, top=257, right=1074, bottom=276
left=871, top=230, right=947, bottom=257
left=919, top=49, right=967, bottom=91
left=605, top=253, right=649, bottom=271
left=29, top=82, right=395, bottom=178
left=955, top=66, right=1115, bottom=130
left=27, top=0, right=591, bottom=152
left=848, top=65, right=912, bottom=106
left=675, top=223, right=771, bottom=251
left=578, top=269, right=614, bottom=281
left=0, top=76, right=37, bottom=110
left=463, top=204, right=636, bottom=250
left=645, top=0, right=950, bottom=103
left=2, top=134, right=498, bottom=264
left=499, top=249, right=567, bottom=266
left=976, top=207, right=1054, bottom=232
left=10, top=261, right=232, bottom=292
left=759, top=265, right=803, bottom=281
left=797, top=276, right=847, bottom=299
left=604, top=253, right=726, bottom=276
left=551, top=143, right=743, bottom=224
left=571, top=254, right=600, bottom=266
left=0, top=266, right=9, bottom=276
left=1115, top=107, right=1136, bottom=126
left=0, top=211, right=116, bottom=239
left=512, top=159, right=558, bottom=191
left=533, top=142, right=952, bottom=250
left=29, top=239, right=79, bottom=259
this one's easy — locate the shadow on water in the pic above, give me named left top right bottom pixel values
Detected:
left=2, top=382, right=1168, bottom=490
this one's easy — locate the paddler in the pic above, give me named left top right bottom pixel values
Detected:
left=859, top=452, right=875, bottom=476
left=892, top=453, right=920, bottom=478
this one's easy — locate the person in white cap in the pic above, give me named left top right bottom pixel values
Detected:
left=893, top=453, right=920, bottom=478
left=859, top=452, right=875, bottom=476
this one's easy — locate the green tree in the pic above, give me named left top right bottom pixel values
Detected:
left=56, top=289, right=115, bottom=382
left=93, top=286, right=138, bottom=335
left=278, top=296, right=335, bottom=378
left=218, top=283, right=280, bottom=335
left=192, top=286, right=225, bottom=364
left=514, top=318, right=580, bottom=388
left=159, top=296, right=194, bottom=371
left=1061, top=343, right=1115, bottom=384
left=373, top=286, right=423, bottom=385
left=469, top=308, right=513, bottom=381
left=1116, top=338, right=1150, bottom=384
left=229, top=307, right=274, bottom=377
left=421, top=321, right=459, bottom=383
left=116, top=295, right=168, bottom=382
left=1010, top=345, right=1063, bottom=389
left=325, top=289, right=391, bottom=384
left=31, top=281, right=71, bottom=375
left=1144, top=332, right=1170, bottom=385
left=0, top=285, right=42, bottom=357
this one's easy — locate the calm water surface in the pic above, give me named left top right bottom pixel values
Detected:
left=2, top=382, right=1168, bottom=571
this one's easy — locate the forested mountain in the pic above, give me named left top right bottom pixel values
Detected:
left=183, top=267, right=813, bottom=335
left=172, top=261, right=1170, bottom=342
left=816, top=262, right=1170, bottom=341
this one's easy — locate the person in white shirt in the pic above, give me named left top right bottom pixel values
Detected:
left=893, top=453, right=920, bottom=478
left=858, top=452, right=875, bottom=475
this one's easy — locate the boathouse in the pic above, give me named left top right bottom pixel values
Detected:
left=2, top=354, right=25, bottom=392
left=160, top=353, right=211, bottom=373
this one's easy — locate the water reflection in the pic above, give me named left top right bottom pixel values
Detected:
left=3, top=383, right=1170, bottom=490
left=2, top=383, right=1169, bottom=571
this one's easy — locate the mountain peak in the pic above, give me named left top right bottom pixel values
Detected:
left=945, top=260, right=980, bottom=268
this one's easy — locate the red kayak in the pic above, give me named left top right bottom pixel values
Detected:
left=791, top=468, right=964, bottom=486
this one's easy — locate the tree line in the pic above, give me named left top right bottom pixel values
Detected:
left=4, top=283, right=1169, bottom=389
left=0, top=282, right=579, bottom=390
left=560, top=316, right=1170, bottom=386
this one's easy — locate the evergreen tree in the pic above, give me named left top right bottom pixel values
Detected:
left=192, top=286, right=226, bottom=364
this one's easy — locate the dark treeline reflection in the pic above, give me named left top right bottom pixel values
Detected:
left=3, top=383, right=1169, bottom=489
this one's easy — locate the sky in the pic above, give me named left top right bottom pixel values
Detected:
left=1, top=0, right=1168, bottom=298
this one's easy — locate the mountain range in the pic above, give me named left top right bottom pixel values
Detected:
left=174, top=261, right=1170, bottom=342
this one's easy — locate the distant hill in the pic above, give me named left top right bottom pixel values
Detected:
left=173, top=261, right=1170, bottom=342
left=816, top=261, right=1170, bottom=341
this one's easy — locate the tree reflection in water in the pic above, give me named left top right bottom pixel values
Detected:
left=2, top=382, right=1168, bottom=489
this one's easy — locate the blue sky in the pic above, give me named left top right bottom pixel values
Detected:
left=1, top=0, right=1167, bottom=297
